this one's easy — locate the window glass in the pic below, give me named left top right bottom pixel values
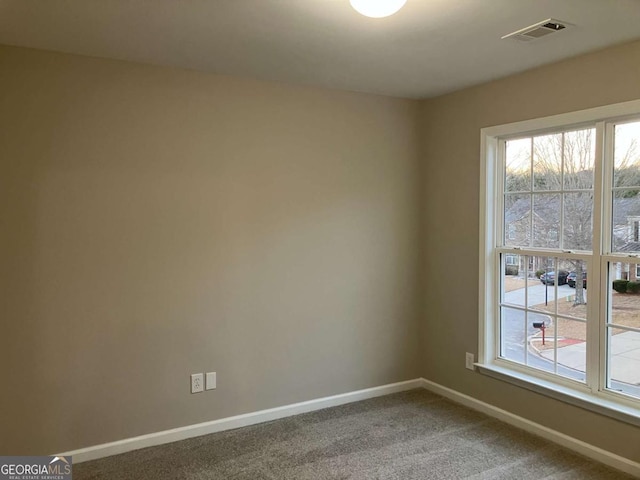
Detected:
left=612, top=196, right=640, bottom=254
left=499, top=254, right=587, bottom=383
left=564, top=128, right=595, bottom=190
left=533, top=133, right=562, bottom=191
left=533, top=194, right=560, bottom=248
left=505, top=138, right=531, bottom=192
left=504, top=194, right=530, bottom=247
left=613, top=121, right=640, bottom=188
left=563, top=192, right=593, bottom=251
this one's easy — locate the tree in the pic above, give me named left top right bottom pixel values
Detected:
left=505, top=126, right=640, bottom=305
left=532, top=129, right=594, bottom=305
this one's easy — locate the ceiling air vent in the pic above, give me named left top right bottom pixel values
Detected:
left=502, top=18, right=570, bottom=42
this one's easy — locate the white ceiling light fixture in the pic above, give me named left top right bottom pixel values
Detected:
left=349, top=0, right=407, bottom=18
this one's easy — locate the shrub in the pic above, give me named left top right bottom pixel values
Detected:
left=613, top=279, right=629, bottom=293
left=535, top=269, right=545, bottom=279
left=505, top=265, right=519, bottom=276
left=627, top=281, right=640, bottom=294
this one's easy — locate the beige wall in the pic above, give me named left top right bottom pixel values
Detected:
left=0, top=45, right=422, bottom=454
left=3, top=36, right=640, bottom=462
left=420, top=39, right=640, bottom=462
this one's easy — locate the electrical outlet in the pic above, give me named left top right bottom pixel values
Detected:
left=191, top=373, right=204, bottom=393
left=465, top=352, right=475, bottom=371
left=206, top=372, right=217, bottom=390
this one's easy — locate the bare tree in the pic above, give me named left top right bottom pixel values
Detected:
left=614, top=137, right=639, bottom=191
left=505, top=126, right=640, bottom=304
left=533, top=129, right=594, bottom=305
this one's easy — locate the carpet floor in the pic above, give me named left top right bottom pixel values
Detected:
left=74, top=389, right=634, bottom=479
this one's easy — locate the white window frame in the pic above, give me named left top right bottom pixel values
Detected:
left=479, top=99, right=640, bottom=426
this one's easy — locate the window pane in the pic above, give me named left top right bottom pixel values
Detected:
left=546, top=319, right=587, bottom=382
left=527, top=311, right=554, bottom=374
left=535, top=259, right=587, bottom=314
left=613, top=121, right=640, bottom=188
left=500, top=306, right=525, bottom=364
left=563, top=192, right=593, bottom=251
left=528, top=256, right=556, bottom=313
left=500, top=254, right=527, bottom=305
left=504, top=194, right=530, bottom=247
left=563, top=128, right=595, bottom=190
left=607, top=327, right=640, bottom=400
left=609, top=262, right=640, bottom=328
left=533, top=133, right=562, bottom=191
left=533, top=194, right=560, bottom=248
left=612, top=190, right=640, bottom=253
left=563, top=260, right=587, bottom=321
left=505, top=138, right=531, bottom=192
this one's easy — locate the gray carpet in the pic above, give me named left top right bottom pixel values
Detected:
left=74, top=389, right=634, bottom=479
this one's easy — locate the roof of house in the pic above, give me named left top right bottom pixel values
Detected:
left=505, top=194, right=640, bottom=227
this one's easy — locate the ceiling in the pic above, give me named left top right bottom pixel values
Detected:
left=0, top=0, right=639, bottom=98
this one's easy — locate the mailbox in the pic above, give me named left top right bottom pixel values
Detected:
left=533, top=321, right=547, bottom=345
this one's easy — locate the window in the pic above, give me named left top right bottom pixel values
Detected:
left=505, top=254, right=519, bottom=266
left=480, top=100, right=640, bottom=424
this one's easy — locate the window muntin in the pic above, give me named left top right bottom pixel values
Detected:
left=486, top=112, right=640, bottom=408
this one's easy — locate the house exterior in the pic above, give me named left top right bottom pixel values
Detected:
left=504, top=195, right=640, bottom=280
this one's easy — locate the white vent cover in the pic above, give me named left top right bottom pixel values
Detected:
left=502, top=18, right=570, bottom=42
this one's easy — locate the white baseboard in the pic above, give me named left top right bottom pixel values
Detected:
left=58, top=378, right=424, bottom=463
left=59, top=377, right=640, bottom=477
left=419, top=378, right=640, bottom=478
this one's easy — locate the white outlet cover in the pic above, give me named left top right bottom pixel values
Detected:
left=465, top=353, right=475, bottom=371
left=191, top=373, right=204, bottom=393
left=206, top=372, right=216, bottom=390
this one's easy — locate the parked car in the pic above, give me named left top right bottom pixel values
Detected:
left=567, top=272, right=587, bottom=288
left=540, top=270, right=569, bottom=286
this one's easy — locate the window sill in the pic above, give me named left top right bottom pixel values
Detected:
left=476, top=363, right=640, bottom=427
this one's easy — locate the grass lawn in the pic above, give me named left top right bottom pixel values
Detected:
left=504, top=276, right=527, bottom=292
